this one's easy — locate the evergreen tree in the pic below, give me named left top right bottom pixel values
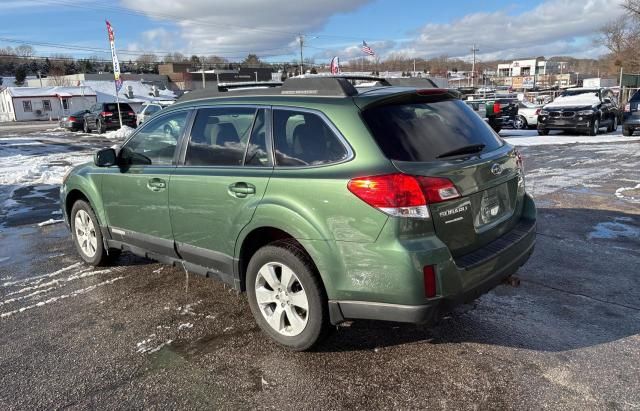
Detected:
left=14, top=65, right=27, bottom=85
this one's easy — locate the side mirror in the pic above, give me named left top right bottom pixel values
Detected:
left=94, top=148, right=117, bottom=167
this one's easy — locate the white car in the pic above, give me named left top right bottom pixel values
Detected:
left=136, top=101, right=174, bottom=126
left=514, top=101, right=542, bottom=129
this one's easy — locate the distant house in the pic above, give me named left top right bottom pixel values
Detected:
left=0, top=86, right=97, bottom=122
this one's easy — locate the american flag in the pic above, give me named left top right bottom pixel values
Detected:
left=361, top=40, right=375, bottom=56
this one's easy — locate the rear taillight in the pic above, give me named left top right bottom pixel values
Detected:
left=100, top=111, right=113, bottom=117
left=535, top=108, right=540, bottom=115
left=625, top=103, right=631, bottom=112
left=128, top=111, right=135, bottom=116
left=423, top=265, right=437, bottom=298
left=493, top=102, right=501, bottom=114
left=347, top=173, right=460, bottom=218
left=68, top=116, right=76, bottom=122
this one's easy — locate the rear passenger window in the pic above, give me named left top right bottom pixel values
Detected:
left=273, top=109, right=349, bottom=167
left=185, top=107, right=256, bottom=166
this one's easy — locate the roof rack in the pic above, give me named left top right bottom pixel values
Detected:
left=175, top=75, right=444, bottom=103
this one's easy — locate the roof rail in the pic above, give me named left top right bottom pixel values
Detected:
left=280, top=77, right=360, bottom=97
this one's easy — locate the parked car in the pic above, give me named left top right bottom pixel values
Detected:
left=622, top=90, right=640, bottom=136
left=59, top=109, right=89, bottom=132
left=537, top=88, right=621, bottom=136
left=61, top=77, right=536, bottom=350
left=464, top=96, right=519, bottom=132
left=514, top=101, right=542, bottom=129
left=137, top=101, right=174, bottom=126
left=83, top=102, right=137, bottom=133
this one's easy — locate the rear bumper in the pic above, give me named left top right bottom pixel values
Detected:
left=328, top=211, right=537, bottom=325
left=623, top=118, right=640, bottom=129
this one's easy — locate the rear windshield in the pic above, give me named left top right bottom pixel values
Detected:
left=104, top=103, right=133, bottom=112
left=630, top=91, right=640, bottom=102
left=363, top=99, right=504, bottom=162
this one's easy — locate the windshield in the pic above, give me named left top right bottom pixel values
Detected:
left=363, top=99, right=504, bottom=162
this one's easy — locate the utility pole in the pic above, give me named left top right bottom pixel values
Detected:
left=471, top=44, right=479, bottom=88
left=298, top=34, right=304, bottom=75
left=201, top=61, right=206, bottom=89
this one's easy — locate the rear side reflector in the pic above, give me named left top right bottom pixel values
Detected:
left=423, top=265, right=437, bottom=298
left=347, top=173, right=460, bottom=218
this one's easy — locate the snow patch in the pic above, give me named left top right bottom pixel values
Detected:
left=503, top=132, right=640, bottom=146
left=0, top=276, right=125, bottom=319
left=615, top=183, right=640, bottom=202
left=178, top=322, right=194, bottom=331
left=37, top=218, right=64, bottom=227
left=1, top=262, right=82, bottom=287
left=103, top=126, right=135, bottom=140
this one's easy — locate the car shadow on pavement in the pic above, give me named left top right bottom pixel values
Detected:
left=316, top=207, right=640, bottom=353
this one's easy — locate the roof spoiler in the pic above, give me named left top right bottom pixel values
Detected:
left=385, top=77, right=438, bottom=88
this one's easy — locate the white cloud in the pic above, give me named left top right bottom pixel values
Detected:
left=119, top=0, right=627, bottom=61
left=119, top=0, right=371, bottom=59
left=397, top=0, right=627, bottom=59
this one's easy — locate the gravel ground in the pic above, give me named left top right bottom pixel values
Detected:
left=0, top=126, right=638, bottom=410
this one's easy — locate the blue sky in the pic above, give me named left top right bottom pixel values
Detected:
left=0, top=0, right=626, bottom=63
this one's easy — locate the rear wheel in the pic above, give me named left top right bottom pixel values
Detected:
left=514, top=115, right=527, bottom=130
left=97, top=119, right=106, bottom=134
left=588, top=118, right=600, bottom=136
left=623, top=127, right=632, bottom=136
left=537, top=128, right=549, bottom=136
left=246, top=242, right=328, bottom=351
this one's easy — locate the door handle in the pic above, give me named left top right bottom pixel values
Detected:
left=147, top=178, right=167, bottom=192
left=229, top=182, right=256, bottom=198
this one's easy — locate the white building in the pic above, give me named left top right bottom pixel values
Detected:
left=0, top=86, right=97, bottom=122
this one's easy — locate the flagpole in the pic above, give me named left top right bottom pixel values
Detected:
left=114, top=81, right=123, bottom=128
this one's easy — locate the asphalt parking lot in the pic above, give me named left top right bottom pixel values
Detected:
left=0, top=125, right=639, bottom=409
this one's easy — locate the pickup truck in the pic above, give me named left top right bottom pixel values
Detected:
left=464, top=96, right=519, bottom=133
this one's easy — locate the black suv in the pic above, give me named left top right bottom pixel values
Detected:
left=537, top=88, right=621, bottom=136
left=622, top=90, right=640, bottom=135
left=83, top=102, right=137, bottom=133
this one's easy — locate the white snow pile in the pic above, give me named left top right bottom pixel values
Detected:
left=502, top=129, right=640, bottom=146
left=103, top=125, right=135, bottom=140
left=37, top=218, right=64, bottom=227
left=82, top=80, right=177, bottom=104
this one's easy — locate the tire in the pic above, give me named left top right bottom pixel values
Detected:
left=97, top=119, right=106, bottom=134
left=610, top=116, right=618, bottom=133
left=538, top=128, right=549, bottom=136
left=70, top=200, right=111, bottom=266
left=623, top=127, right=632, bottom=136
left=246, top=242, right=328, bottom=351
left=514, top=115, right=527, bottom=130
left=588, top=118, right=600, bottom=136
left=83, top=120, right=91, bottom=133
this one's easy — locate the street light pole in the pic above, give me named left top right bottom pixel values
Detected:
left=299, top=34, right=304, bottom=75
left=471, top=44, right=479, bottom=88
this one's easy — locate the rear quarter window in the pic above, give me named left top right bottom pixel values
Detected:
left=363, top=99, right=504, bottom=162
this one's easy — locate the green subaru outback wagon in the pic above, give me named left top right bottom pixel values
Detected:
left=61, top=77, right=536, bottom=350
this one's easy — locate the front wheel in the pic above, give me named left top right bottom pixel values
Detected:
left=610, top=116, right=618, bottom=133
left=83, top=120, right=91, bottom=133
left=623, top=127, right=632, bottom=136
left=588, top=118, right=600, bottom=136
left=538, top=128, right=549, bottom=136
left=246, top=242, right=328, bottom=351
left=70, top=200, right=110, bottom=266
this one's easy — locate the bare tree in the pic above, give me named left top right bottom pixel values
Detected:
left=14, top=44, right=34, bottom=58
left=599, top=15, right=640, bottom=71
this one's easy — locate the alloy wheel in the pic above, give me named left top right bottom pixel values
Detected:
left=74, top=209, right=98, bottom=258
left=254, top=262, right=309, bottom=336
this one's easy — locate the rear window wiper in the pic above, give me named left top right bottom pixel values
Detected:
left=437, top=144, right=485, bottom=159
